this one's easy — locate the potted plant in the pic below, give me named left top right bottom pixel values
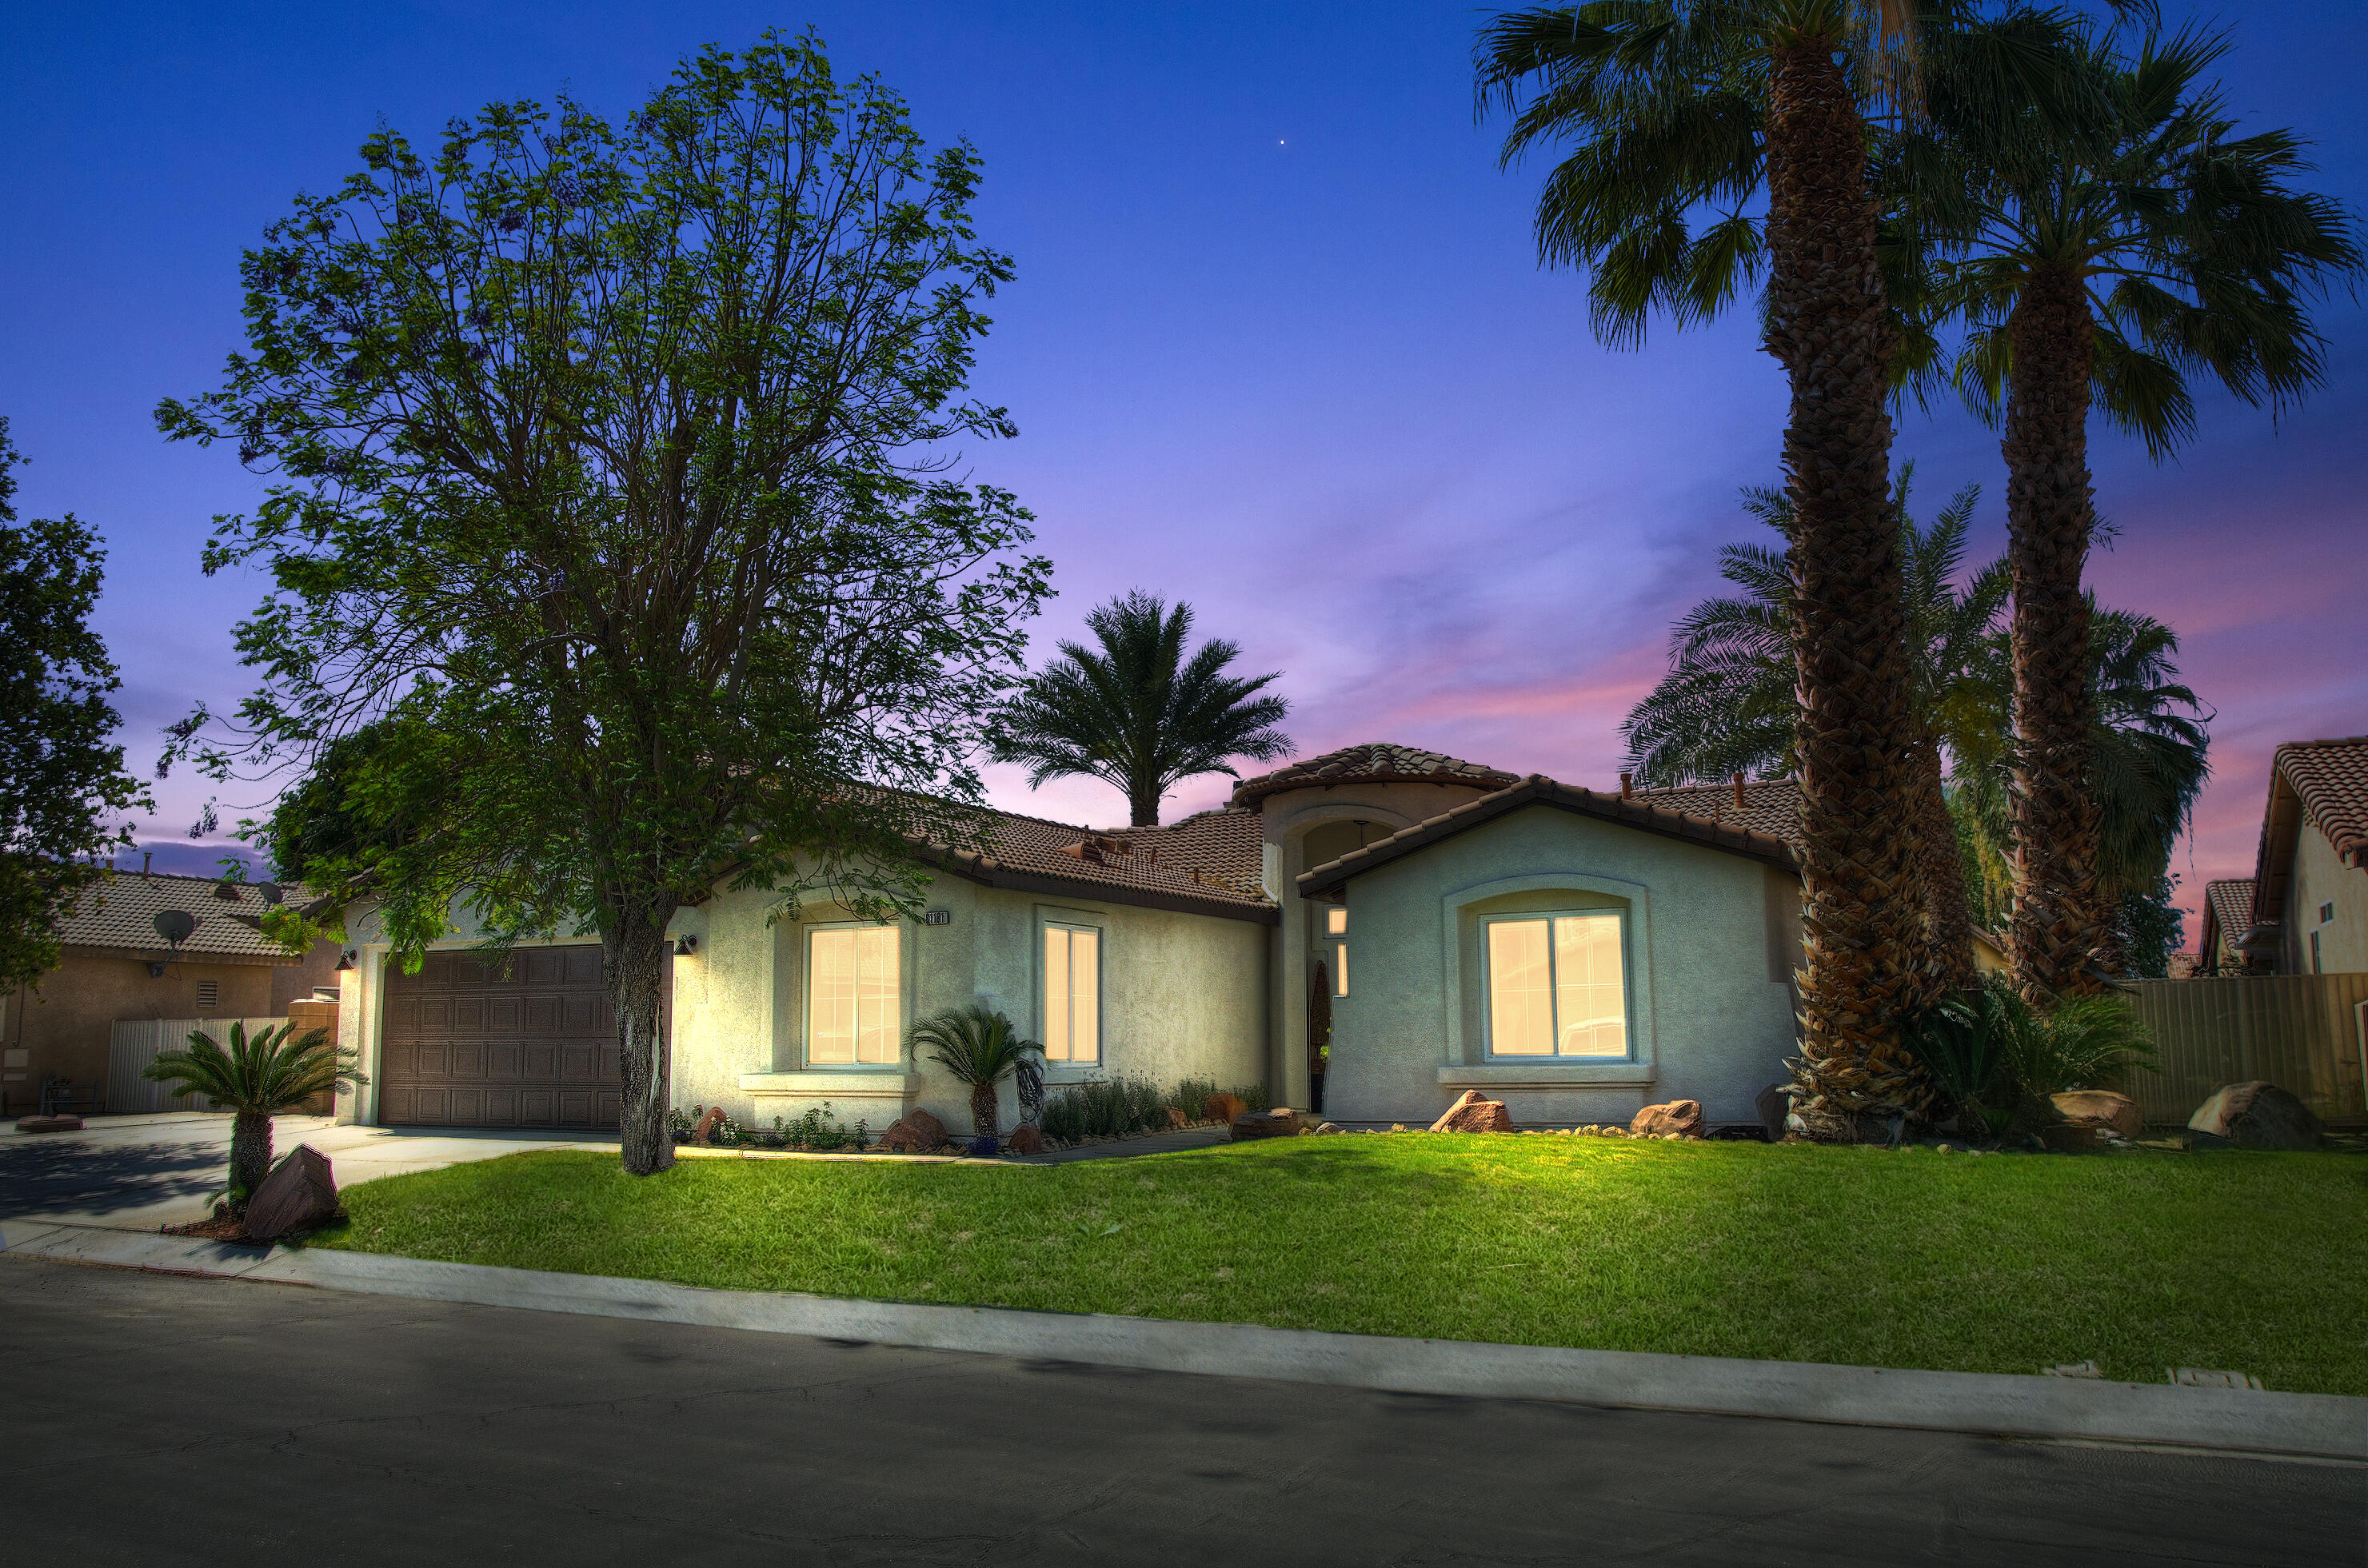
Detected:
left=908, top=1003, right=1042, bottom=1153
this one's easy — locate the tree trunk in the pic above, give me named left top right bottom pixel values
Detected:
left=610, top=910, right=676, bottom=1175
left=1915, top=731, right=1982, bottom=995
left=2002, top=262, right=2103, bottom=1002
left=229, top=1109, right=273, bottom=1207
left=969, top=1079, right=1000, bottom=1140
left=1763, top=41, right=1934, bottom=1139
left=1128, top=784, right=1159, bottom=828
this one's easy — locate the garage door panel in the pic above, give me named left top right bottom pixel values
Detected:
left=381, top=945, right=618, bottom=1130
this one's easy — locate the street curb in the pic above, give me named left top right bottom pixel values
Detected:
left=6, top=1219, right=2361, bottom=1462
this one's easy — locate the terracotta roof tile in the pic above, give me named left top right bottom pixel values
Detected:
left=913, top=801, right=1272, bottom=915
left=1632, top=780, right=1803, bottom=852
left=2273, top=735, right=2368, bottom=868
left=1230, top=744, right=1516, bottom=808
left=53, top=871, right=313, bottom=960
left=2202, top=879, right=2257, bottom=957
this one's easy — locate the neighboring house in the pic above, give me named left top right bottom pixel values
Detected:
left=2195, top=878, right=2260, bottom=976
left=333, top=743, right=1849, bottom=1135
left=0, top=871, right=341, bottom=1116
left=2239, top=735, right=2368, bottom=976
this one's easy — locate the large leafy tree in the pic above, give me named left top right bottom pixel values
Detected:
left=1622, top=473, right=2005, bottom=990
left=0, top=419, right=150, bottom=991
left=991, top=591, right=1291, bottom=827
left=157, top=33, right=1048, bottom=1174
left=1907, top=26, right=2359, bottom=997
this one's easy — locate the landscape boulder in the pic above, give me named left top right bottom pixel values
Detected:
left=878, top=1107, right=949, bottom=1153
left=1008, top=1125, right=1044, bottom=1156
left=2038, top=1121, right=2111, bottom=1154
left=242, top=1144, right=338, bottom=1241
left=1428, top=1090, right=1512, bottom=1135
left=1162, top=1105, right=1189, bottom=1131
left=1204, top=1091, right=1248, bottom=1127
left=691, top=1105, right=727, bottom=1147
left=1230, top=1107, right=1301, bottom=1141
left=2051, top=1090, right=2143, bottom=1140
left=1630, top=1099, right=1704, bottom=1139
left=14, top=1114, right=83, bottom=1134
left=2188, top=1082, right=2322, bottom=1151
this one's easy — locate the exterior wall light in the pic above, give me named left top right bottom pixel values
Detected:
left=672, top=935, right=700, bottom=956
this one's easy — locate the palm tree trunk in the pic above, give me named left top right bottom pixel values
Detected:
left=611, top=910, right=676, bottom=1175
left=1763, top=41, right=1934, bottom=1139
left=229, top=1109, right=273, bottom=1206
left=2002, top=262, right=2103, bottom=1001
left=1914, top=732, right=1981, bottom=995
left=969, top=1079, right=1000, bottom=1140
left=1128, top=780, right=1160, bottom=828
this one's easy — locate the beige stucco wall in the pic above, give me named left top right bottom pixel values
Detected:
left=1322, top=804, right=1801, bottom=1128
left=2282, top=825, right=2368, bottom=975
left=0, top=952, right=282, bottom=1115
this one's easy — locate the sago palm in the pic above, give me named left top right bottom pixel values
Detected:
left=1622, top=472, right=2006, bottom=990
left=142, top=1019, right=364, bottom=1207
left=1910, top=26, right=2359, bottom=997
left=1478, top=1, right=2086, bottom=1132
left=992, top=591, right=1291, bottom=827
left=908, top=1003, right=1043, bottom=1141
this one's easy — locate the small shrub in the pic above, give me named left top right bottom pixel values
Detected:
left=1911, top=978, right=2160, bottom=1125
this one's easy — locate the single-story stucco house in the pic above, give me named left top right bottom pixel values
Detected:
left=332, top=744, right=1845, bottom=1136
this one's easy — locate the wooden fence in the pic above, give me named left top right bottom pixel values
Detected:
left=2124, top=975, right=2368, bottom=1127
left=106, top=1017, right=287, bottom=1115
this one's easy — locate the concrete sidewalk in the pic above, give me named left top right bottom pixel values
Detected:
left=6, top=1217, right=2359, bottom=1463
left=1, top=1114, right=614, bottom=1230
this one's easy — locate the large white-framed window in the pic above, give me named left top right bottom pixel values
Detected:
left=1041, top=921, right=1100, bottom=1064
left=806, top=924, right=902, bottom=1066
left=1482, top=910, right=1628, bottom=1059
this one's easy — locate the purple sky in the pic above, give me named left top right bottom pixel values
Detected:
left=3, top=2, right=2362, bottom=942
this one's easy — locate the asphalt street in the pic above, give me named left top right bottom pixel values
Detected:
left=3, top=1259, right=2358, bottom=1566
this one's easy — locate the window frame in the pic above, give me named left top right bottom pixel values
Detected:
left=1039, top=918, right=1104, bottom=1067
left=801, top=920, right=905, bottom=1070
left=1477, top=907, right=1634, bottom=1063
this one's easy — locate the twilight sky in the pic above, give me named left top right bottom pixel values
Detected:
left=2, top=2, right=2362, bottom=944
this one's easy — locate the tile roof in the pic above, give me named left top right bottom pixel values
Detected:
left=1632, top=779, right=1803, bottom=852
left=2202, top=879, right=2258, bottom=954
left=913, top=802, right=1274, bottom=920
left=53, top=870, right=313, bottom=960
left=1229, top=744, right=1518, bottom=808
left=2271, top=735, right=2368, bottom=870
left=1297, top=773, right=1799, bottom=898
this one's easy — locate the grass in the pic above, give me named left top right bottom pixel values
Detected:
left=312, top=1135, right=2368, bottom=1395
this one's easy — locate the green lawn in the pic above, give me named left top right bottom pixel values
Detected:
left=313, top=1135, right=2368, bottom=1394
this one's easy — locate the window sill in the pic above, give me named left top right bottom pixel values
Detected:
left=1041, top=1063, right=1106, bottom=1084
left=740, top=1071, right=923, bottom=1099
left=1439, top=1063, right=1655, bottom=1090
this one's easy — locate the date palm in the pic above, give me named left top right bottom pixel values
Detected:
left=992, top=592, right=1290, bottom=828
left=909, top=1003, right=1042, bottom=1142
left=142, top=1019, right=364, bottom=1209
left=1477, top=2, right=2088, bottom=1132
left=1622, top=473, right=2006, bottom=991
left=1912, top=26, right=2359, bottom=997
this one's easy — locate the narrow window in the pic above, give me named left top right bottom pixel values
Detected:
left=1043, top=924, right=1100, bottom=1063
left=196, top=980, right=219, bottom=1011
left=2321, top=901, right=2336, bottom=925
left=2310, top=928, right=2323, bottom=976
left=808, top=926, right=900, bottom=1065
left=1485, top=912, right=1627, bottom=1059
left=1326, top=907, right=1347, bottom=936
left=1334, top=943, right=1348, bottom=996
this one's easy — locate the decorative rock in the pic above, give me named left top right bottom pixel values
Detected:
left=691, top=1105, right=727, bottom=1147
left=1753, top=1083, right=1791, bottom=1142
left=1630, top=1099, right=1703, bottom=1139
left=1007, top=1125, right=1044, bottom=1155
left=1428, top=1089, right=1511, bottom=1134
left=878, top=1107, right=949, bottom=1153
left=1204, top=1092, right=1248, bottom=1127
left=242, top=1144, right=338, bottom=1241
left=2188, top=1082, right=2323, bottom=1151
left=2051, top=1090, right=2143, bottom=1139
left=2038, top=1121, right=2110, bottom=1154
left=14, top=1114, right=83, bottom=1134
left=1163, top=1105, right=1189, bottom=1131
left=1230, top=1108, right=1301, bottom=1141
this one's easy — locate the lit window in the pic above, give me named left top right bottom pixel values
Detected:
left=1485, top=912, right=1627, bottom=1058
left=1043, top=924, right=1100, bottom=1063
left=808, top=926, right=900, bottom=1064
left=1326, top=907, right=1347, bottom=936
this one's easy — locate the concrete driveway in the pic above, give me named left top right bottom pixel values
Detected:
left=4, top=1259, right=2354, bottom=1566
left=0, top=1112, right=614, bottom=1229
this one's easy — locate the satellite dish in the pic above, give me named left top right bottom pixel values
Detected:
left=154, top=909, right=197, bottom=948
left=255, top=882, right=284, bottom=905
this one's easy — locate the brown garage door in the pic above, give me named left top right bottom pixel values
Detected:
left=380, top=946, right=622, bottom=1128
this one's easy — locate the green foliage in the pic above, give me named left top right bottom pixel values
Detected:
left=1036, top=1075, right=1268, bottom=1144
left=990, top=591, right=1292, bottom=826
left=0, top=418, right=151, bottom=991
left=909, top=1004, right=1042, bottom=1090
left=763, top=1103, right=861, bottom=1151
left=143, top=1019, right=364, bottom=1114
left=1915, top=976, right=2158, bottom=1120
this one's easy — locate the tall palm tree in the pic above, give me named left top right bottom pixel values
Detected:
left=142, top=1020, right=364, bottom=1208
left=992, top=591, right=1291, bottom=827
left=1622, top=473, right=2006, bottom=991
left=1477, top=2, right=2084, bottom=1133
left=1911, top=26, right=2360, bottom=997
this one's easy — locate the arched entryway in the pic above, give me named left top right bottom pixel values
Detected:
left=1296, top=818, right=1392, bottom=1115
